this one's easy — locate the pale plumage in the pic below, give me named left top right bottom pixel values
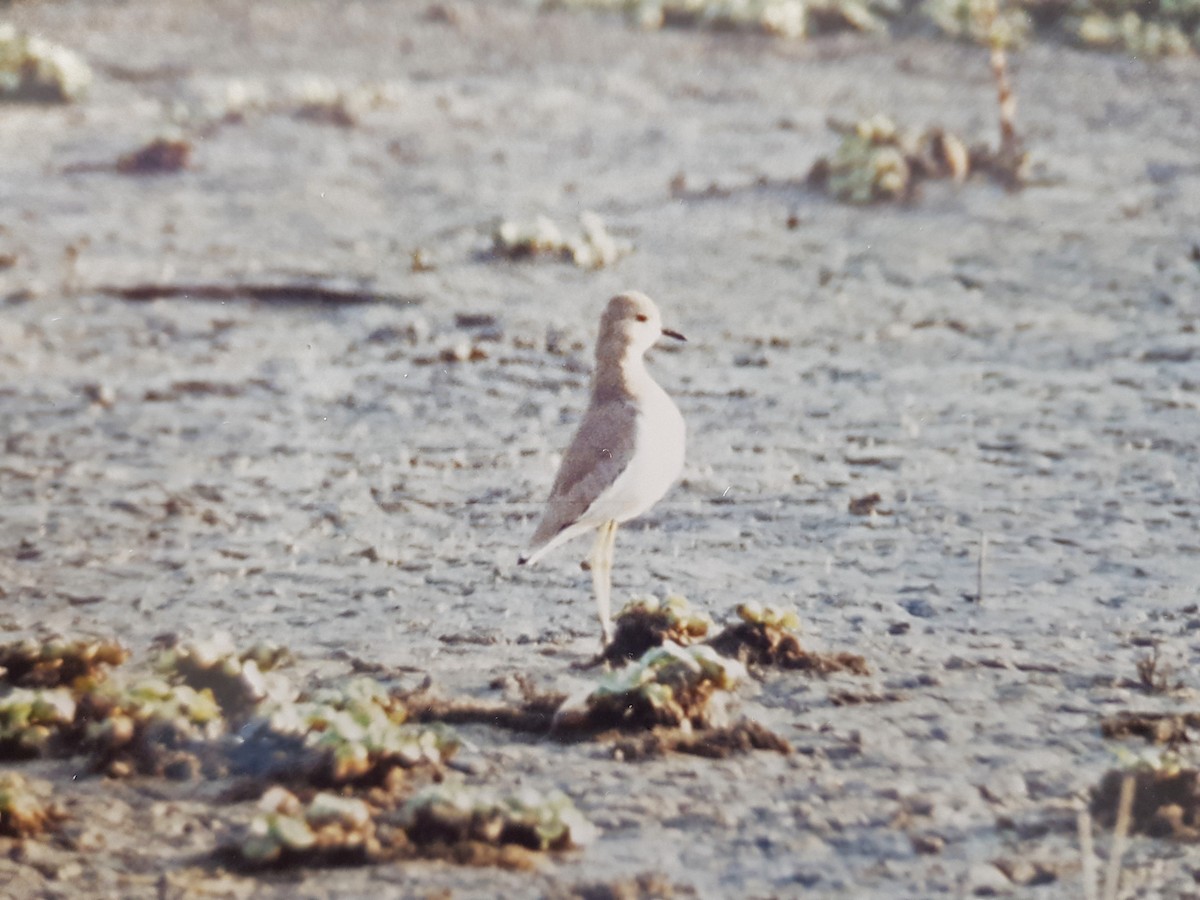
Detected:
left=519, top=291, right=686, bottom=646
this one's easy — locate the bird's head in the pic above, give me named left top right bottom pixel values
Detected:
left=599, top=291, right=686, bottom=359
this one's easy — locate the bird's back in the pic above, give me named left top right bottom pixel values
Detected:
left=523, top=396, right=639, bottom=560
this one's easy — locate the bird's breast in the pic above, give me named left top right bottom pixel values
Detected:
left=626, top=384, right=685, bottom=503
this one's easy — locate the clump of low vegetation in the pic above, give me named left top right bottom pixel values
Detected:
left=1101, top=711, right=1200, bottom=746
left=546, top=0, right=804, bottom=36
left=547, top=0, right=1200, bottom=53
left=491, top=212, right=631, bottom=269
left=158, top=633, right=294, bottom=719
left=235, top=781, right=597, bottom=869
left=597, top=596, right=870, bottom=679
left=0, top=25, right=91, bottom=102
left=0, top=633, right=458, bottom=786
left=545, top=0, right=900, bottom=37
left=808, top=114, right=969, bottom=203
left=554, top=637, right=796, bottom=758
left=0, top=686, right=78, bottom=758
left=0, top=625, right=807, bottom=877
left=923, top=0, right=1030, bottom=44
left=0, top=637, right=127, bottom=689
left=808, top=106, right=1028, bottom=200
left=1073, top=6, right=1196, bottom=55
left=81, top=677, right=224, bottom=777
left=240, top=786, right=379, bottom=866
left=0, top=772, right=65, bottom=838
left=1130, top=645, right=1184, bottom=694
left=925, top=0, right=1200, bottom=56
left=708, top=601, right=870, bottom=674
left=927, top=0, right=1200, bottom=55
left=244, top=678, right=459, bottom=786
left=400, top=782, right=597, bottom=851
left=290, top=76, right=362, bottom=127
left=176, top=76, right=403, bottom=135
left=556, top=642, right=747, bottom=732
left=0, top=634, right=612, bottom=874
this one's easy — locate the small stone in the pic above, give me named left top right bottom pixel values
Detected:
left=967, top=862, right=1013, bottom=896
left=411, top=247, right=436, bottom=272
left=82, top=382, right=116, bottom=408
left=911, top=832, right=945, bottom=854
left=994, top=858, right=1037, bottom=885
left=52, top=861, right=83, bottom=881
left=61, top=825, right=107, bottom=851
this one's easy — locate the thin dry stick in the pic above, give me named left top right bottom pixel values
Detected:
left=989, top=42, right=1019, bottom=162
left=979, top=0, right=1025, bottom=186
left=1078, top=804, right=1098, bottom=900
left=1102, top=774, right=1136, bottom=900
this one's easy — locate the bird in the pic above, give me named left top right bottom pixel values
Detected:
left=518, top=291, right=686, bottom=648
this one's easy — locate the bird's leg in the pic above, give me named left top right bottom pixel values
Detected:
left=590, top=520, right=618, bottom=648
left=589, top=522, right=612, bottom=648
left=602, top=521, right=619, bottom=645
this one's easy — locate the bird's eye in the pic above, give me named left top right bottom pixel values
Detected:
left=635, top=314, right=649, bottom=322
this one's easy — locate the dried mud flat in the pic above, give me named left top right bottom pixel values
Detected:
left=2, top=0, right=1200, bottom=897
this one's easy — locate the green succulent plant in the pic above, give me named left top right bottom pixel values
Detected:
left=400, top=781, right=597, bottom=850
left=0, top=25, right=92, bottom=102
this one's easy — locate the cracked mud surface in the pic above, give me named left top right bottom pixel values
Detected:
left=2, top=0, right=1200, bottom=896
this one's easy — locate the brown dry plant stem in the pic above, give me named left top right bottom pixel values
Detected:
left=979, top=0, right=1027, bottom=187
left=1078, top=803, right=1098, bottom=900
left=1132, top=643, right=1181, bottom=694
left=1102, top=774, right=1135, bottom=900
left=990, top=43, right=1019, bottom=163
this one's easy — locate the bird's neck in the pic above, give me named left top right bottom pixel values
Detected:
left=592, top=346, right=648, bottom=403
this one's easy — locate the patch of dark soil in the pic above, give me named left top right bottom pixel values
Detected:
left=563, top=871, right=690, bottom=899
left=603, top=608, right=693, bottom=665
left=610, top=720, right=792, bottom=761
left=848, top=492, right=891, bottom=516
left=404, top=804, right=544, bottom=851
left=401, top=690, right=565, bottom=734
left=552, top=682, right=724, bottom=737
left=215, top=841, right=380, bottom=872
left=599, top=598, right=710, bottom=666
left=707, top=623, right=870, bottom=675
left=116, top=137, right=192, bottom=173
left=604, top=614, right=681, bottom=672
left=409, top=840, right=539, bottom=870
left=1091, top=767, right=1200, bottom=840
left=100, top=280, right=420, bottom=306
left=829, top=689, right=906, bottom=706
left=221, top=727, right=321, bottom=783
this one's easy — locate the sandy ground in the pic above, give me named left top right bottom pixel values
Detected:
left=2, top=0, right=1200, bottom=896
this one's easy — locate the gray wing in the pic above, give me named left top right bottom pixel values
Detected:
left=527, top=398, right=638, bottom=552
